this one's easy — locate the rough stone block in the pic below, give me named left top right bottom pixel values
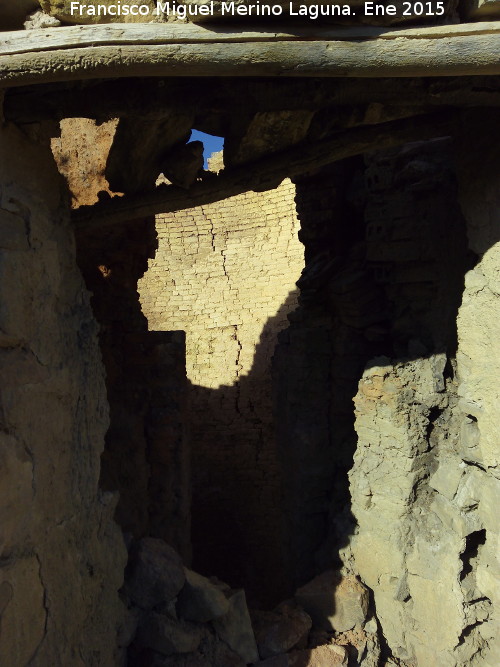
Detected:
left=407, top=575, right=464, bottom=653
left=127, top=538, right=185, bottom=609
left=289, top=644, right=348, bottom=666
left=0, top=557, right=46, bottom=666
left=213, top=589, right=258, bottom=663
left=295, top=571, right=369, bottom=632
left=476, top=541, right=500, bottom=602
left=177, top=569, right=230, bottom=623
left=252, top=602, right=312, bottom=659
left=430, top=493, right=481, bottom=538
left=136, top=612, right=202, bottom=656
left=254, top=644, right=347, bottom=667
left=478, top=474, right=500, bottom=533
left=428, top=457, right=465, bottom=500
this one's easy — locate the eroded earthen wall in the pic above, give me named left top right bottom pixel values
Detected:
left=273, top=158, right=377, bottom=588
left=52, top=118, right=192, bottom=559
left=139, top=180, right=303, bottom=604
left=0, top=120, right=126, bottom=665
left=273, top=133, right=500, bottom=666
left=348, top=129, right=500, bottom=667
left=453, top=113, right=500, bottom=665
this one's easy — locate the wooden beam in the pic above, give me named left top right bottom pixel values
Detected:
left=3, top=22, right=500, bottom=56
left=73, top=112, right=456, bottom=233
left=5, top=76, right=500, bottom=123
left=1, top=22, right=500, bottom=86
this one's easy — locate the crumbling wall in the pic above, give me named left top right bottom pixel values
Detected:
left=139, top=180, right=303, bottom=604
left=273, top=159, right=377, bottom=589
left=5, top=97, right=498, bottom=667
left=272, top=136, right=500, bottom=665
left=0, top=119, right=126, bottom=664
left=348, top=129, right=500, bottom=666
left=140, top=177, right=301, bottom=387
left=53, top=117, right=191, bottom=559
left=76, top=220, right=191, bottom=558
left=453, top=112, right=500, bottom=665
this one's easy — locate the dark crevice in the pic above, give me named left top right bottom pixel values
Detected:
left=460, top=529, right=486, bottom=581
left=425, top=406, right=444, bottom=443
left=457, top=620, right=486, bottom=646
left=462, top=459, right=486, bottom=473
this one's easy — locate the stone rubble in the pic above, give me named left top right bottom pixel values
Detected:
left=177, top=568, right=231, bottom=623
left=24, top=9, right=61, bottom=29
left=251, top=602, right=312, bottom=658
left=136, top=613, right=203, bottom=656
left=123, top=537, right=376, bottom=666
left=213, top=589, right=260, bottom=663
left=127, top=537, right=186, bottom=610
left=295, top=570, right=369, bottom=633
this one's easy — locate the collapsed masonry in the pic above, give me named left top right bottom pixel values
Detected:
left=1, top=3, right=500, bottom=666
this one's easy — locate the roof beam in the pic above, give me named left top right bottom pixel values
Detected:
left=73, top=111, right=456, bottom=233
left=4, top=76, right=500, bottom=123
left=1, top=22, right=500, bottom=87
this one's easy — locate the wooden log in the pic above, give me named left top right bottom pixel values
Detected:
left=73, top=111, right=456, bottom=232
left=5, top=76, right=500, bottom=123
left=3, top=22, right=500, bottom=55
left=1, top=22, right=500, bottom=86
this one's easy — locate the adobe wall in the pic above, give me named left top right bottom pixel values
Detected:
left=273, top=124, right=500, bottom=666
left=0, top=120, right=127, bottom=664
left=53, top=117, right=192, bottom=559
left=452, top=113, right=500, bottom=666
left=139, top=176, right=304, bottom=604
left=4, top=105, right=498, bottom=665
left=349, top=124, right=500, bottom=666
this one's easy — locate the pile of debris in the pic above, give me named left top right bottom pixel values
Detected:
left=123, top=538, right=380, bottom=666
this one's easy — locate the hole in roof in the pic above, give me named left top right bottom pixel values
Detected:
left=189, top=129, right=224, bottom=169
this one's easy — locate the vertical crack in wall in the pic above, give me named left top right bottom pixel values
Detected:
left=233, top=324, right=242, bottom=380
left=207, top=207, right=217, bottom=254
left=221, top=248, right=229, bottom=280
left=29, top=552, right=49, bottom=665
left=233, top=324, right=243, bottom=421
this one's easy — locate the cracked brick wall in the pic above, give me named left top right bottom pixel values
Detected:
left=139, top=178, right=304, bottom=605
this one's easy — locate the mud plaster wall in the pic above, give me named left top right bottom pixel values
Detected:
left=273, top=159, right=382, bottom=591
left=453, top=114, right=500, bottom=665
left=348, top=123, right=500, bottom=667
left=139, top=179, right=303, bottom=604
left=0, top=119, right=126, bottom=665
left=53, top=118, right=191, bottom=559
left=272, top=133, right=500, bottom=666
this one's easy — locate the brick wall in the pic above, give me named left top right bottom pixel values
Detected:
left=139, top=178, right=303, bottom=605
